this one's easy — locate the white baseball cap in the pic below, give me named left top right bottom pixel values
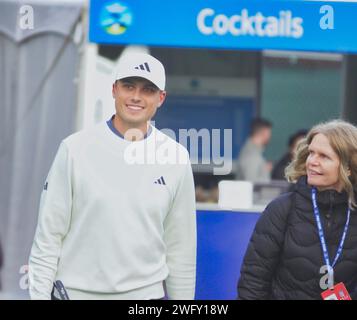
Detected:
left=114, top=53, right=166, bottom=90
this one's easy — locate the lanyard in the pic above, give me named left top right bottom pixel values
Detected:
left=311, top=187, right=350, bottom=269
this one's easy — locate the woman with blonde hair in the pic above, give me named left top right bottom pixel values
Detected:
left=238, top=119, right=357, bottom=300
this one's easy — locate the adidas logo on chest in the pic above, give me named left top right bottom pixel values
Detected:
left=154, top=176, right=166, bottom=185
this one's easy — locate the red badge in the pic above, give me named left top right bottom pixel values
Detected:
left=321, top=282, right=352, bottom=300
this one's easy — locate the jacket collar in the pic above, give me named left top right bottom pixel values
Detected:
left=294, top=175, right=349, bottom=207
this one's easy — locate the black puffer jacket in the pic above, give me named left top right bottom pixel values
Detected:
left=238, top=176, right=357, bottom=300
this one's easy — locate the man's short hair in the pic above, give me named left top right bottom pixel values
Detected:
left=250, top=118, right=272, bottom=136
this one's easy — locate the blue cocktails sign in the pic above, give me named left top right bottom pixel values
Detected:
left=89, top=0, right=357, bottom=53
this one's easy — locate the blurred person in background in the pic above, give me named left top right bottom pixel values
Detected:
left=28, top=53, right=196, bottom=300
left=235, top=118, right=273, bottom=183
left=238, top=119, right=357, bottom=300
left=272, top=129, right=308, bottom=180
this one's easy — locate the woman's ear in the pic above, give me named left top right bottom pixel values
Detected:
left=347, top=167, right=351, bottom=177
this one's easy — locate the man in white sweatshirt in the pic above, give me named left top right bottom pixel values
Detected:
left=28, top=53, right=197, bottom=300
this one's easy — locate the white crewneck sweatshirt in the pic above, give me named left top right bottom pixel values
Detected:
left=29, top=121, right=196, bottom=300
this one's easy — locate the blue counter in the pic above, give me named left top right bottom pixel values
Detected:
left=195, top=208, right=262, bottom=300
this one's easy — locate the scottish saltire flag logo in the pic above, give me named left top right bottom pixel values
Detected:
left=99, top=1, right=133, bottom=35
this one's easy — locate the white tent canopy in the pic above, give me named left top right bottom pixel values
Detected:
left=0, top=0, right=84, bottom=298
left=0, top=0, right=84, bottom=42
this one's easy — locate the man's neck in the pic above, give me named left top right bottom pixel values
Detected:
left=113, top=116, right=149, bottom=141
left=250, top=136, right=263, bottom=147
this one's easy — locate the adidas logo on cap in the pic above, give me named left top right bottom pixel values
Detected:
left=134, top=62, right=151, bottom=72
